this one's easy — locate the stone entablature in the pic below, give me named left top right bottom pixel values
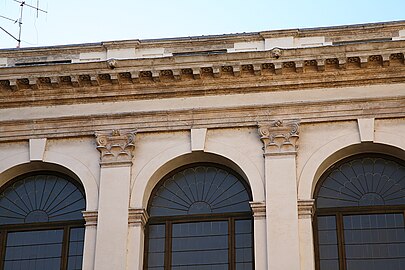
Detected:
left=258, top=120, right=300, bottom=156
left=95, top=129, right=136, bottom=166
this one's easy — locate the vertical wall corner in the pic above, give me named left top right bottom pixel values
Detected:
left=29, top=138, right=47, bottom=161
left=191, top=128, right=207, bottom=152
left=357, top=118, right=375, bottom=142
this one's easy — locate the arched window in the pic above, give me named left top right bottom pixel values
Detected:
left=145, top=163, right=254, bottom=270
left=0, top=172, right=86, bottom=270
left=314, top=154, right=405, bottom=270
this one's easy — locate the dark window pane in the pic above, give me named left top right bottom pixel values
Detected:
left=67, top=227, right=85, bottom=270
left=147, top=224, right=165, bottom=269
left=4, top=229, right=63, bottom=270
left=235, top=220, right=253, bottom=267
left=317, top=216, right=339, bottom=269
left=344, top=213, right=405, bottom=270
left=171, top=221, right=228, bottom=268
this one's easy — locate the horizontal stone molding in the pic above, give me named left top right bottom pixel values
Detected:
left=258, top=120, right=300, bottom=156
left=0, top=45, right=404, bottom=101
left=250, top=201, right=266, bottom=219
left=128, top=208, right=149, bottom=227
left=95, top=129, right=136, bottom=166
left=0, top=96, right=404, bottom=142
left=297, top=199, right=315, bottom=219
left=82, top=210, right=98, bottom=227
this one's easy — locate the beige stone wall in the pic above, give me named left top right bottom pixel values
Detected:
left=1, top=21, right=405, bottom=270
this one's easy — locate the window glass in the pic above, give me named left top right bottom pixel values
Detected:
left=146, top=164, right=253, bottom=270
left=4, top=229, right=63, bottom=270
left=315, top=155, right=405, bottom=270
left=0, top=173, right=86, bottom=270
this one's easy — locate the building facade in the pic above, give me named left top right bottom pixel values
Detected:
left=0, top=21, right=405, bottom=270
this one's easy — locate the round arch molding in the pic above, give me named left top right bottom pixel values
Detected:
left=298, top=131, right=405, bottom=200
left=0, top=151, right=99, bottom=211
left=130, top=142, right=265, bottom=208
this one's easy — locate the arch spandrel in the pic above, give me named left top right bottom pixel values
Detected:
left=0, top=151, right=99, bottom=211
left=130, top=141, right=264, bottom=209
left=298, top=131, right=405, bottom=201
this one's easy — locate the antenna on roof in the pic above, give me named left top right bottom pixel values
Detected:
left=0, top=0, right=48, bottom=48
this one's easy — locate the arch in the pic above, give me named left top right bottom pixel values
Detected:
left=0, top=151, right=99, bottom=211
left=130, top=141, right=264, bottom=208
left=298, top=131, right=405, bottom=201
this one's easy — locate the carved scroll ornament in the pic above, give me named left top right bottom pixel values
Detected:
left=258, top=119, right=300, bottom=155
left=95, top=129, right=136, bottom=166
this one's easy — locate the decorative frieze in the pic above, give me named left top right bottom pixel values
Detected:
left=82, top=210, right=98, bottom=227
left=297, top=199, right=315, bottom=219
left=128, top=208, right=149, bottom=227
left=95, top=129, right=136, bottom=166
left=249, top=201, right=266, bottom=219
left=258, top=119, right=300, bottom=156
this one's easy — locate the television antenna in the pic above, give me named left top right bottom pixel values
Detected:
left=0, top=0, right=48, bottom=48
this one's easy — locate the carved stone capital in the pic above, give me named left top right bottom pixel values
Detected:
left=258, top=119, right=300, bottom=156
left=249, top=201, right=266, bottom=219
left=95, top=129, right=136, bottom=166
left=298, top=199, right=315, bottom=219
left=82, top=210, right=98, bottom=227
left=128, top=208, right=149, bottom=227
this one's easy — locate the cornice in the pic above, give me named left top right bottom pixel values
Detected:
left=0, top=41, right=404, bottom=106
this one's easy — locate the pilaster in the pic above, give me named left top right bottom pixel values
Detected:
left=298, top=200, right=316, bottom=270
left=94, top=130, right=136, bottom=270
left=127, top=208, right=149, bottom=270
left=249, top=201, right=267, bottom=270
left=258, top=119, right=301, bottom=270
left=82, top=211, right=98, bottom=270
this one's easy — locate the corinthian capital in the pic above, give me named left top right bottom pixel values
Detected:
left=258, top=119, right=300, bottom=156
left=95, top=129, right=136, bottom=166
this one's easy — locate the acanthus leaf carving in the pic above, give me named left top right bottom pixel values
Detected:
left=258, top=119, right=300, bottom=155
left=95, top=129, right=136, bottom=166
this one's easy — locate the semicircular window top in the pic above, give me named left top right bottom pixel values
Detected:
left=0, top=172, right=86, bottom=270
left=314, top=155, right=405, bottom=270
left=146, top=164, right=254, bottom=270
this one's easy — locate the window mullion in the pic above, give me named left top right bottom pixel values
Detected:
left=229, top=218, right=235, bottom=270
left=61, top=226, right=70, bottom=270
left=165, top=221, right=172, bottom=270
left=336, top=213, right=346, bottom=270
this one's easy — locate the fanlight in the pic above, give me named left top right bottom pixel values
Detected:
left=317, top=156, right=405, bottom=208
left=149, top=165, right=251, bottom=216
left=0, top=174, right=85, bottom=225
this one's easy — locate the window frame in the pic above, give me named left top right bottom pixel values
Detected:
left=0, top=171, right=86, bottom=270
left=144, top=163, right=254, bottom=270
left=313, top=154, right=405, bottom=270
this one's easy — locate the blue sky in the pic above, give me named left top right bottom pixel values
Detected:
left=1, top=0, right=405, bottom=49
